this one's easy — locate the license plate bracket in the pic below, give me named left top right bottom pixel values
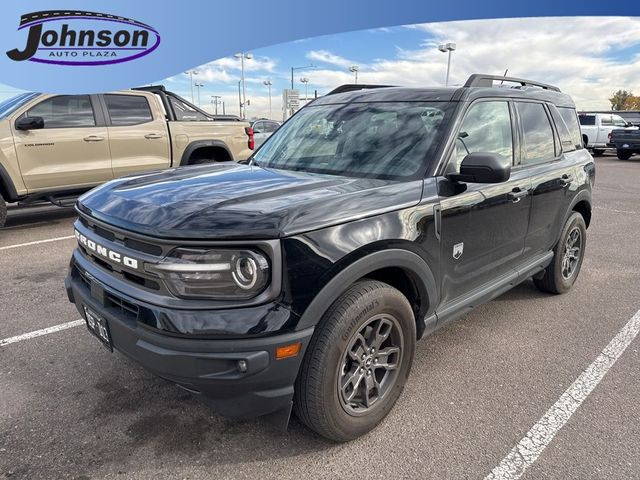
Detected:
left=83, top=305, right=113, bottom=352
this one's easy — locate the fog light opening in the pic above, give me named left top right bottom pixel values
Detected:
left=237, top=359, right=248, bottom=373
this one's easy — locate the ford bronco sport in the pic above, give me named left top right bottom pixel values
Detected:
left=0, top=85, right=253, bottom=227
left=65, top=74, right=594, bottom=441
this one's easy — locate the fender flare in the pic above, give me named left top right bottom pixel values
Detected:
left=558, top=188, right=592, bottom=243
left=295, top=248, right=439, bottom=331
left=180, top=140, right=234, bottom=165
left=0, top=163, right=18, bottom=202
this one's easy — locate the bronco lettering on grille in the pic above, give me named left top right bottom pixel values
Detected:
left=74, top=229, right=139, bottom=270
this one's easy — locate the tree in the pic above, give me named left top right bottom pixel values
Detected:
left=609, top=90, right=639, bottom=110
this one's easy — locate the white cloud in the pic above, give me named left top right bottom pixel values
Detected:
left=306, top=50, right=361, bottom=69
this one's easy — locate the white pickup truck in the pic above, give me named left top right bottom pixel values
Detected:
left=578, top=112, right=636, bottom=155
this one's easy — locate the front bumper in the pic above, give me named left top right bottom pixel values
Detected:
left=65, top=267, right=314, bottom=420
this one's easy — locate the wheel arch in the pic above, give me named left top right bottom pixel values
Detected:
left=0, top=163, right=18, bottom=202
left=295, top=248, right=438, bottom=339
left=180, top=140, right=234, bottom=165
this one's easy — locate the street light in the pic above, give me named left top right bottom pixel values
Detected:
left=299, top=77, right=309, bottom=101
left=263, top=80, right=273, bottom=120
left=185, top=70, right=199, bottom=103
left=438, top=42, right=456, bottom=87
left=234, top=52, right=252, bottom=119
left=194, top=82, right=204, bottom=107
left=210, top=95, right=221, bottom=115
left=349, top=65, right=359, bottom=84
left=290, top=64, right=315, bottom=90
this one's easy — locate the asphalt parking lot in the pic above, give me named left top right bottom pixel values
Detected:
left=1, top=153, right=639, bottom=479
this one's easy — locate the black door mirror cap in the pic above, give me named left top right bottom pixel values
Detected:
left=447, top=152, right=511, bottom=184
left=15, top=116, right=45, bottom=131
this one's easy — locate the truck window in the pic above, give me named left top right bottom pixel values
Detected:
left=516, top=102, right=555, bottom=165
left=558, top=107, right=583, bottom=150
left=24, top=95, right=95, bottom=128
left=104, top=94, right=153, bottom=126
left=549, top=105, right=575, bottom=153
left=600, top=115, right=613, bottom=126
left=578, top=114, right=596, bottom=126
left=612, top=115, right=627, bottom=127
left=168, top=96, right=210, bottom=121
left=451, top=101, right=513, bottom=172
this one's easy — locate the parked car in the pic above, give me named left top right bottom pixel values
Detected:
left=65, top=74, right=594, bottom=441
left=0, top=85, right=254, bottom=227
left=609, top=128, right=640, bottom=160
left=578, top=111, right=636, bottom=155
left=251, top=118, right=281, bottom=148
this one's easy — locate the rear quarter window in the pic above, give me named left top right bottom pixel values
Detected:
left=559, top=107, right=584, bottom=150
left=578, top=114, right=596, bottom=126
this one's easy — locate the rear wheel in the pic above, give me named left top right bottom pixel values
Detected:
left=592, top=149, right=605, bottom=156
left=534, top=212, right=587, bottom=294
left=0, top=195, right=6, bottom=228
left=617, top=150, right=632, bottom=160
left=294, top=280, right=416, bottom=442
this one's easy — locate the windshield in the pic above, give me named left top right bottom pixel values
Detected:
left=253, top=101, right=454, bottom=180
left=0, top=92, right=40, bottom=120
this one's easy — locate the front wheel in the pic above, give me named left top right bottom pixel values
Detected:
left=0, top=196, right=6, bottom=228
left=294, top=280, right=416, bottom=442
left=592, top=149, right=605, bottom=156
left=617, top=150, right=633, bottom=160
left=534, top=212, right=587, bottom=294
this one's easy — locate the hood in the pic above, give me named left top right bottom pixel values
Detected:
left=78, top=163, right=423, bottom=240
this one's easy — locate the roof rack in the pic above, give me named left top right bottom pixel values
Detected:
left=327, top=84, right=395, bottom=96
left=132, top=85, right=166, bottom=92
left=464, top=74, right=560, bottom=92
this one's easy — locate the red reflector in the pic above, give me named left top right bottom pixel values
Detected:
left=245, top=126, right=255, bottom=150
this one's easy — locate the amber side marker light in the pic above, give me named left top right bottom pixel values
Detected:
left=276, top=342, right=302, bottom=360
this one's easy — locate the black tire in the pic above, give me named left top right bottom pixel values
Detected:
left=592, top=149, right=605, bottom=156
left=294, top=280, right=416, bottom=442
left=534, top=212, right=587, bottom=294
left=0, top=195, right=6, bottom=228
left=617, top=150, right=632, bottom=160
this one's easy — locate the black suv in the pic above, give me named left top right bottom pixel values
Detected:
left=65, top=74, right=594, bottom=441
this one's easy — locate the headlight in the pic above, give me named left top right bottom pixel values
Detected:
left=149, top=248, right=270, bottom=300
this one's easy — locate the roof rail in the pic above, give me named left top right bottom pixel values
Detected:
left=464, top=74, right=560, bottom=92
left=327, top=84, right=395, bottom=95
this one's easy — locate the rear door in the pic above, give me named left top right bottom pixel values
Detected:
left=437, top=99, right=532, bottom=305
left=13, top=94, right=112, bottom=191
left=102, top=93, right=171, bottom=178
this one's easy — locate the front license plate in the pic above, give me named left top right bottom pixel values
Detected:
left=83, top=306, right=113, bottom=351
left=623, top=144, right=630, bottom=148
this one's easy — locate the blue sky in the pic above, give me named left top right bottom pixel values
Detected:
left=3, top=17, right=640, bottom=118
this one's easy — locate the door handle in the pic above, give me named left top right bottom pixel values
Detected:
left=508, top=188, right=529, bottom=203
left=83, top=135, right=104, bottom=142
left=561, top=173, right=574, bottom=187
left=144, top=133, right=163, bottom=139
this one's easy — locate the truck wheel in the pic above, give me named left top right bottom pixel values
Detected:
left=534, top=212, right=587, bottom=294
left=294, top=280, right=416, bottom=442
left=592, top=149, right=605, bottom=156
left=0, top=195, right=6, bottom=228
left=617, top=150, right=632, bottom=160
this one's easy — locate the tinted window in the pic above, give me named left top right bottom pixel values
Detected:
left=266, top=122, right=279, bottom=133
left=253, top=102, right=453, bottom=180
left=25, top=95, right=95, bottom=128
left=104, top=94, right=153, bottom=126
left=169, top=96, right=210, bottom=121
left=579, top=114, right=595, bottom=126
left=451, top=101, right=513, bottom=172
left=559, top=107, right=583, bottom=149
left=253, top=121, right=265, bottom=133
left=549, top=106, right=575, bottom=152
left=516, top=102, right=555, bottom=165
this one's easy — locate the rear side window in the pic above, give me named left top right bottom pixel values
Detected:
left=516, top=102, right=555, bottom=166
left=549, top=106, right=575, bottom=153
left=451, top=101, right=513, bottom=172
left=578, top=114, right=595, bottom=126
left=104, top=95, right=153, bottom=126
left=168, top=96, right=210, bottom=121
left=24, top=95, right=95, bottom=128
left=558, top=107, right=583, bottom=150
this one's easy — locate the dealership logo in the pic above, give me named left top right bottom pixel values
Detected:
left=6, top=10, right=160, bottom=66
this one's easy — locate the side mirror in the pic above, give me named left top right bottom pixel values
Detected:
left=448, top=152, right=511, bottom=184
left=15, top=116, right=44, bottom=130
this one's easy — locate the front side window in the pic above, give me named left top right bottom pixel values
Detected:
left=253, top=101, right=453, bottom=180
left=104, top=94, right=153, bottom=126
left=450, top=101, right=513, bottom=172
left=24, top=95, right=95, bottom=128
left=516, top=102, right=555, bottom=165
left=558, top=107, right=583, bottom=150
left=612, top=114, right=628, bottom=127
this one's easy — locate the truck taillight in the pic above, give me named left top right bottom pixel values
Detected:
left=245, top=127, right=254, bottom=150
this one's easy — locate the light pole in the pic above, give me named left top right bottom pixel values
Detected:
left=300, top=77, right=309, bottom=101
left=235, top=52, right=252, bottom=119
left=263, top=80, right=272, bottom=119
left=238, top=80, right=242, bottom=117
left=290, top=64, right=315, bottom=90
left=185, top=70, right=199, bottom=103
left=349, top=65, right=359, bottom=84
left=210, top=95, right=221, bottom=115
left=194, top=82, right=204, bottom=107
left=438, top=43, right=456, bottom=86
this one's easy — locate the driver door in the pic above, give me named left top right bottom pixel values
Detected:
left=436, top=100, right=532, bottom=306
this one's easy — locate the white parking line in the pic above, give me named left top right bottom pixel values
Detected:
left=0, top=235, right=75, bottom=252
left=0, top=320, right=84, bottom=347
left=485, top=309, right=640, bottom=480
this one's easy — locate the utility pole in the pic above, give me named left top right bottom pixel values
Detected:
left=185, top=70, right=198, bottom=103
left=263, top=80, right=272, bottom=119
left=438, top=43, right=457, bottom=86
left=349, top=65, right=359, bottom=84
left=211, top=95, right=221, bottom=115
left=194, top=82, right=204, bottom=107
left=235, top=52, right=252, bottom=119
